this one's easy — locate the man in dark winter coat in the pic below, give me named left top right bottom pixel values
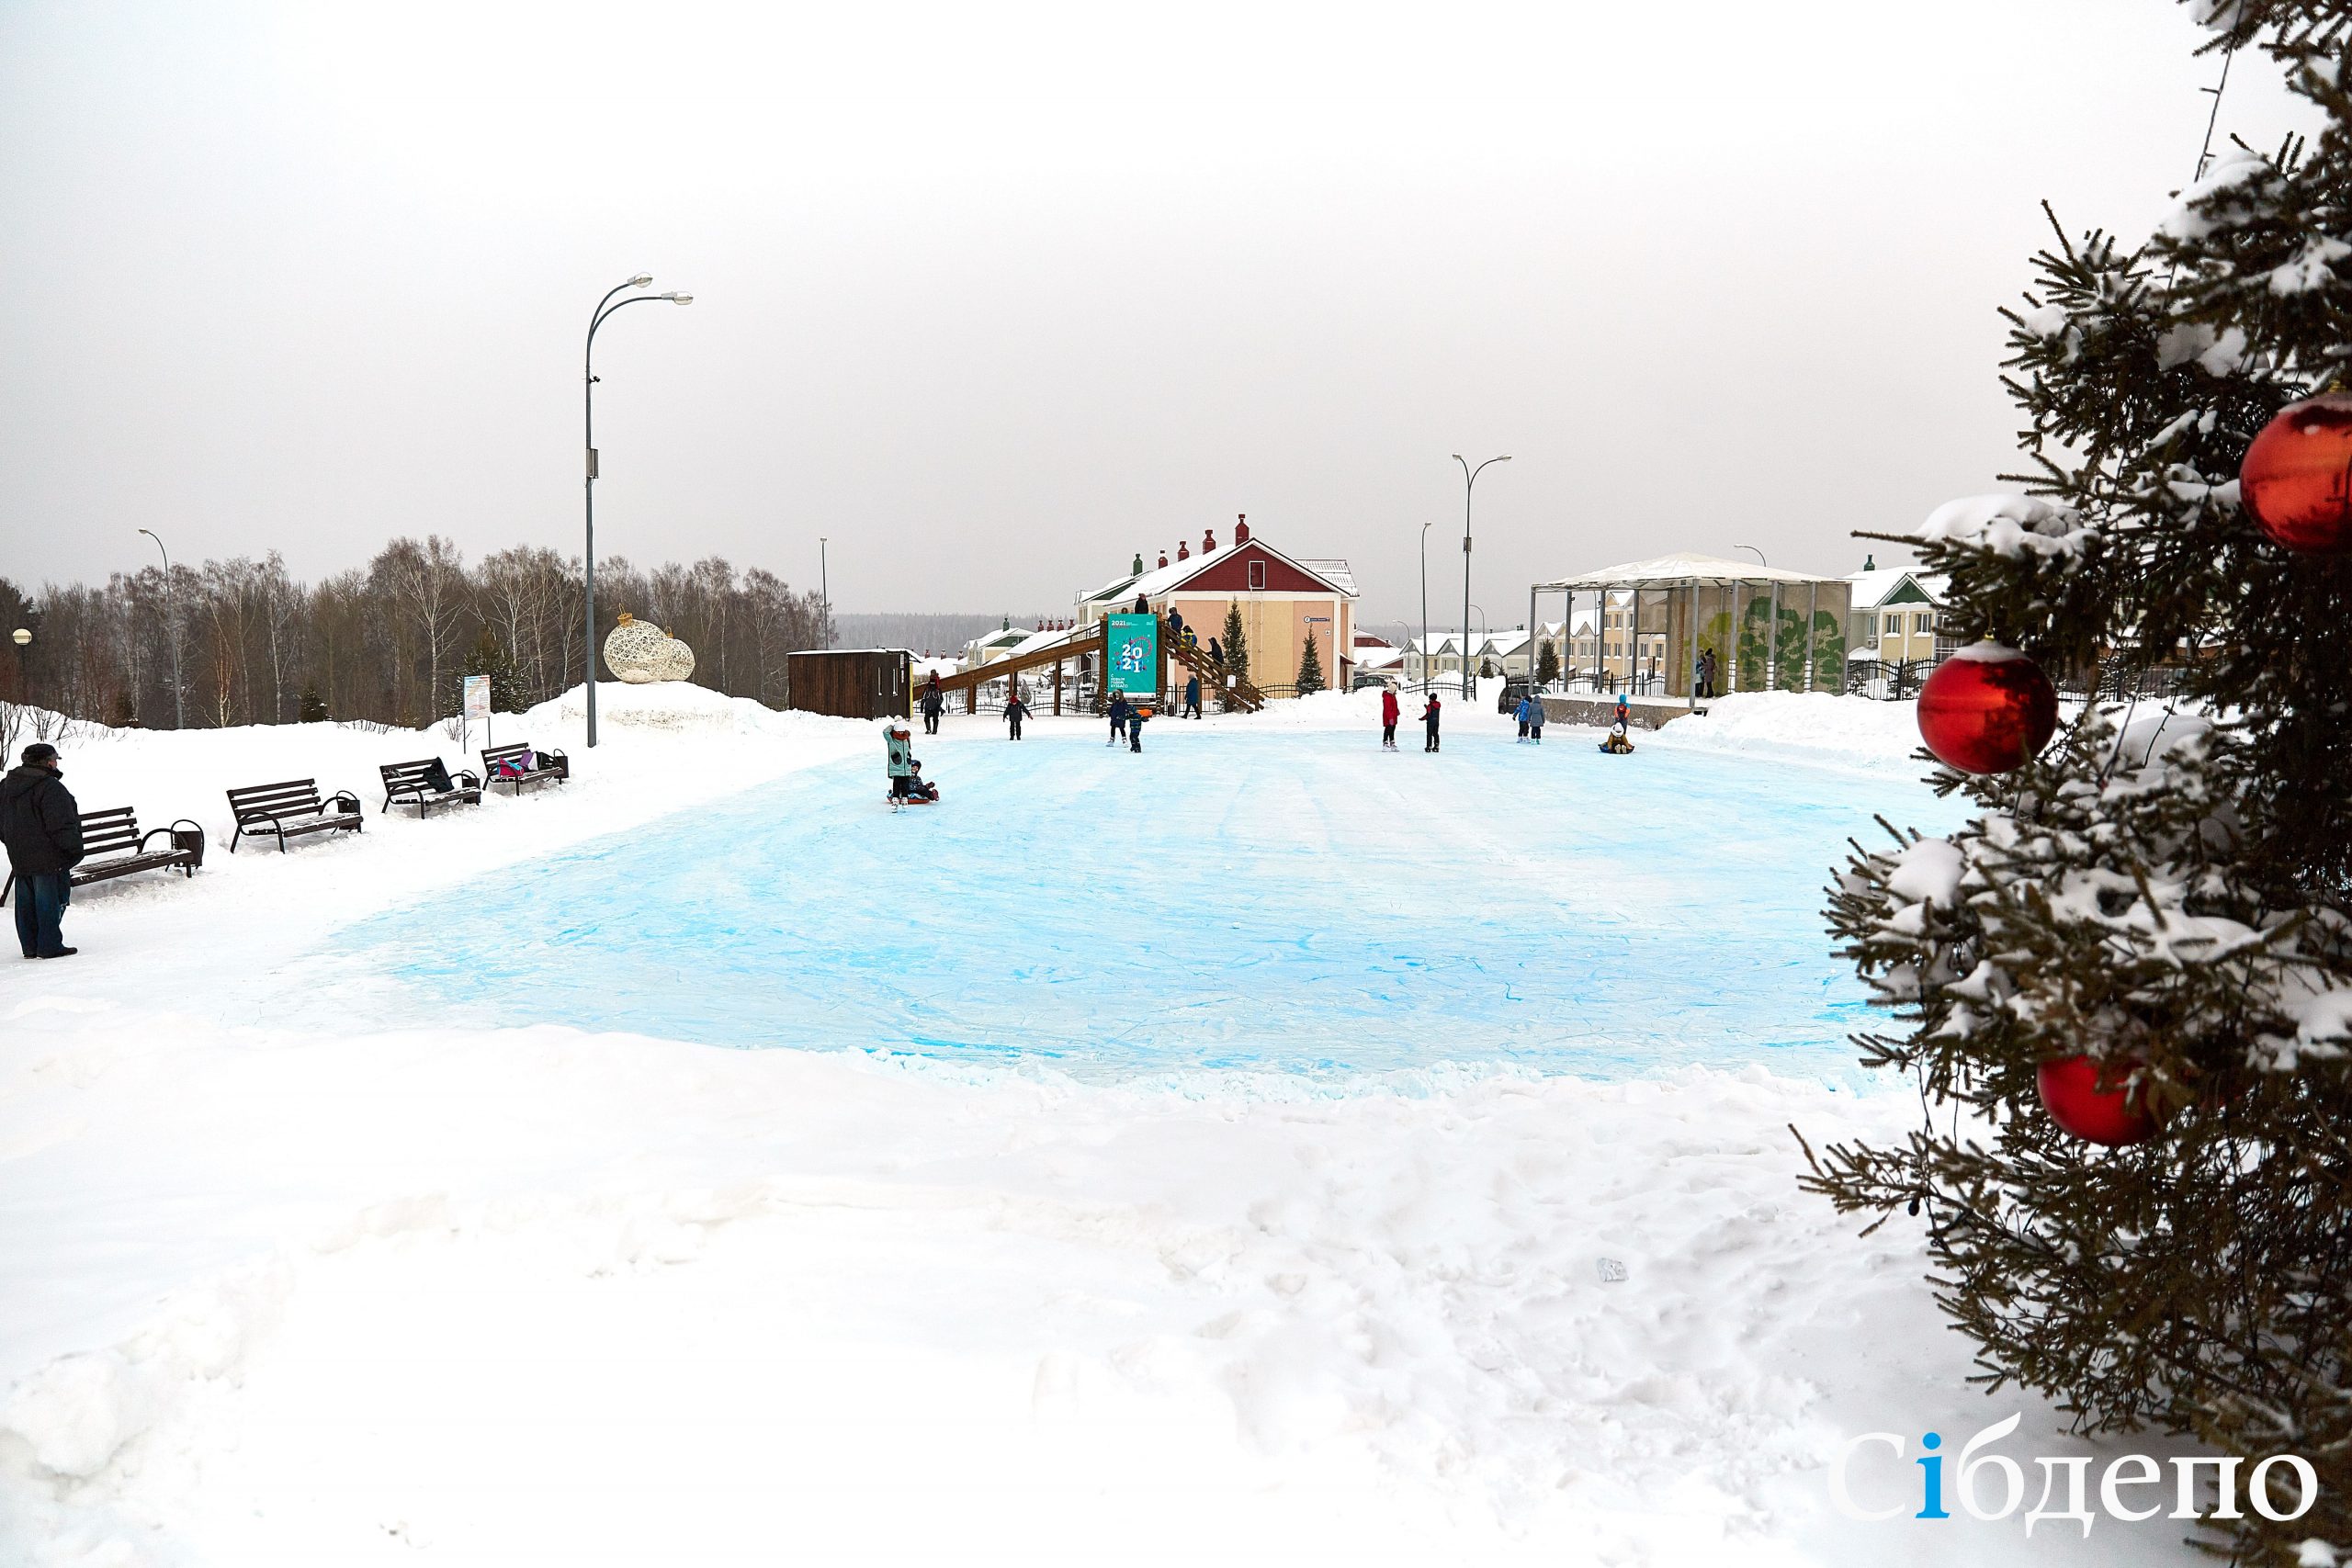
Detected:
left=1107, top=692, right=1129, bottom=746
left=1183, top=674, right=1202, bottom=719
left=2, top=743, right=84, bottom=959
left=921, top=681, right=944, bottom=736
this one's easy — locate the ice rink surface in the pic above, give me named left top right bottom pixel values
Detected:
left=322, top=724, right=1962, bottom=1082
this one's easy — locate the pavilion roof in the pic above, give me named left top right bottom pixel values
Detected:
left=1533, top=551, right=1845, bottom=591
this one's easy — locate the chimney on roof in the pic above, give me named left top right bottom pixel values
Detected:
left=1234, top=513, right=1250, bottom=545
left=1177, top=540, right=1190, bottom=560
left=1158, top=549, right=1169, bottom=569
left=1132, top=552, right=1143, bottom=575
left=1862, top=553, right=1875, bottom=571
left=1204, top=526, right=1216, bottom=553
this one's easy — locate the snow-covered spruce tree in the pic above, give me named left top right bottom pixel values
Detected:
left=1295, top=630, right=1325, bottom=694
left=1801, top=6, right=2352, bottom=1560
left=1221, top=601, right=1249, bottom=709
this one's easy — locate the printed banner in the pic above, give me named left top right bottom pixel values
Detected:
left=1104, top=614, right=1159, bottom=702
left=462, top=673, right=492, bottom=720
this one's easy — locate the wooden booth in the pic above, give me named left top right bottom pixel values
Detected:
left=786, top=649, right=911, bottom=721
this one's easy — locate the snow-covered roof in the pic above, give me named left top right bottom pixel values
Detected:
left=1087, top=534, right=1357, bottom=605
left=1354, top=645, right=1406, bottom=671
left=1535, top=552, right=1845, bottom=590
left=1845, top=568, right=1947, bottom=609
left=1296, top=558, right=1358, bottom=597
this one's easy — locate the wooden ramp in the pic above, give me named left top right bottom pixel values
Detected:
left=916, top=619, right=1269, bottom=716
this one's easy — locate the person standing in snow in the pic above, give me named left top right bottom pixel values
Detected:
left=1528, top=697, right=1545, bottom=745
left=1107, top=691, right=1129, bottom=746
left=920, top=681, right=944, bottom=736
left=1380, top=686, right=1400, bottom=750
left=1005, top=693, right=1028, bottom=739
left=1184, top=673, right=1202, bottom=719
left=2, top=743, right=83, bottom=960
left=1421, top=693, right=1442, bottom=753
left=1513, top=694, right=1533, bottom=741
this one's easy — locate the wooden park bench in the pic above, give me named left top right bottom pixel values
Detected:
left=1, top=806, right=203, bottom=905
left=481, top=742, right=569, bottom=795
left=226, top=778, right=363, bottom=853
left=379, top=758, right=482, bottom=818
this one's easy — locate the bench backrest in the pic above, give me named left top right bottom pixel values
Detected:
left=380, top=760, right=447, bottom=791
left=80, top=807, right=141, bottom=858
left=481, top=743, right=538, bottom=773
left=227, top=778, right=327, bottom=820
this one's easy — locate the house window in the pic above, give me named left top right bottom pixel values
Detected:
left=1860, top=614, right=1878, bottom=640
left=1911, top=611, right=1930, bottom=636
left=1248, top=560, right=1266, bottom=591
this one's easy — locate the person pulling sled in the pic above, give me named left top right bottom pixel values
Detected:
left=884, top=722, right=941, bottom=810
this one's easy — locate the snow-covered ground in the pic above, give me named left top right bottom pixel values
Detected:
left=1, top=686, right=2204, bottom=1565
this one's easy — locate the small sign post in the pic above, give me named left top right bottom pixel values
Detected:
left=462, top=673, right=492, bottom=754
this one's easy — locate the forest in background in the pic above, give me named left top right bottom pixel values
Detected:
left=0, top=537, right=832, bottom=743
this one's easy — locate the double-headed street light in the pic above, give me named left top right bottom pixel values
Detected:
left=1453, top=453, right=1510, bottom=697
left=584, top=275, right=692, bottom=749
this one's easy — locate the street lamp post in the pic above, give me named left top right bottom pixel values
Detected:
left=1419, top=520, right=1435, bottom=694
left=9, top=628, right=28, bottom=709
left=584, top=275, right=693, bottom=749
left=1737, top=545, right=1768, bottom=568
left=1453, top=453, right=1510, bottom=697
left=1467, top=603, right=1488, bottom=680
left=136, top=528, right=183, bottom=729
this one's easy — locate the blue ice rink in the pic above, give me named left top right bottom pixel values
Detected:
left=322, top=725, right=1958, bottom=1084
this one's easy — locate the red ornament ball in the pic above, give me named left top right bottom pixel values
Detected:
left=1917, top=645, right=2058, bottom=774
left=2241, top=393, right=2352, bottom=554
left=2036, top=1055, right=2157, bottom=1146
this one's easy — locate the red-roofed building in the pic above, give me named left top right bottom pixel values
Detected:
left=1077, top=515, right=1359, bottom=690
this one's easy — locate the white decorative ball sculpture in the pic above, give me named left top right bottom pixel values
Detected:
left=651, top=634, right=695, bottom=682
left=603, top=613, right=671, bottom=684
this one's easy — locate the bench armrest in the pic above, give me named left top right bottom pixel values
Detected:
left=331, top=790, right=362, bottom=815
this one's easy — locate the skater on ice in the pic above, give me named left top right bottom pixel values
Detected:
left=1380, top=686, right=1399, bottom=750
left=1527, top=697, right=1544, bottom=745
left=1107, top=691, right=1130, bottom=746
left=1421, top=693, right=1442, bottom=753
left=1127, top=701, right=1148, bottom=752
left=921, top=679, right=944, bottom=736
left=1005, top=692, right=1029, bottom=739
left=1513, top=694, right=1534, bottom=740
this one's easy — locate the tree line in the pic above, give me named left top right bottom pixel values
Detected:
left=0, top=537, right=833, bottom=733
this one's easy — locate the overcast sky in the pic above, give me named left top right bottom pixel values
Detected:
left=0, top=2, right=2316, bottom=625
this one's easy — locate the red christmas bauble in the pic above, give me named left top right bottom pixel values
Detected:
left=2241, top=393, right=2352, bottom=554
left=2036, top=1055, right=2157, bottom=1146
left=1917, top=645, right=2058, bottom=774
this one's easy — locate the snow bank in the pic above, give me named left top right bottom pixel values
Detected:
left=0, top=1016, right=2184, bottom=1565
left=1645, top=691, right=1928, bottom=773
